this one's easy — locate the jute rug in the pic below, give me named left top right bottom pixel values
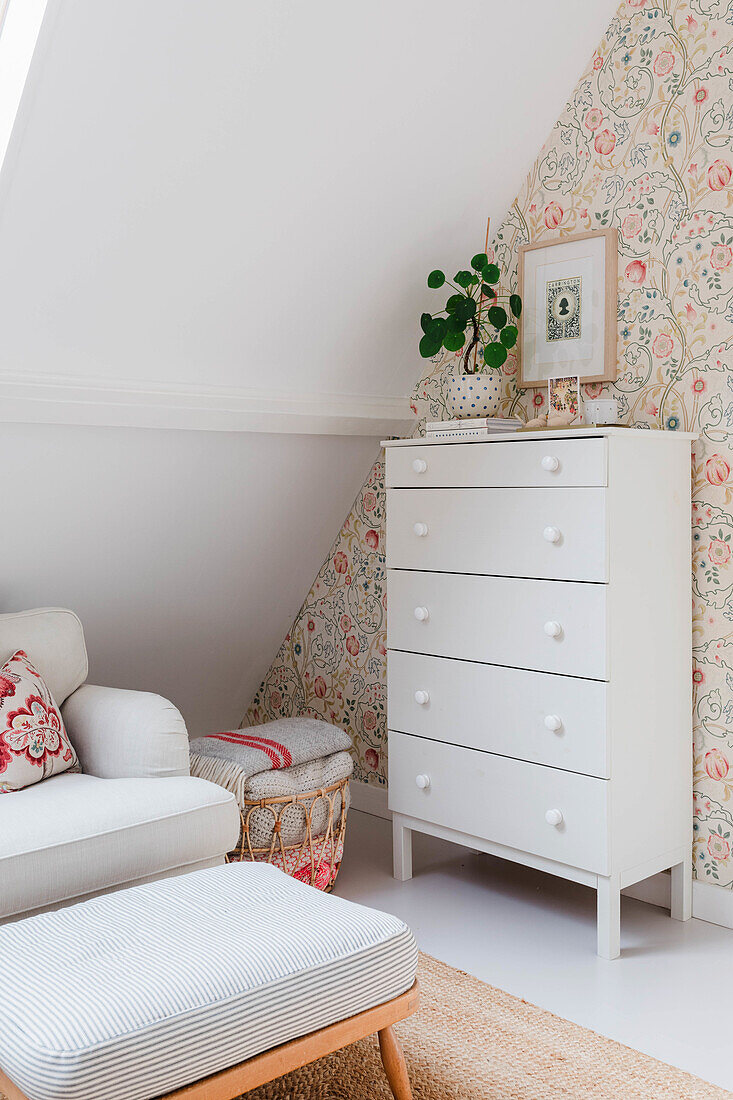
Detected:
left=240, top=953, right=729, bottom=1100
left=1, top=954, right=728, bottom=1100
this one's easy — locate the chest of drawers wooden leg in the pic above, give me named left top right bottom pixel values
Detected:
left=384, top=427, right=695, bottom=959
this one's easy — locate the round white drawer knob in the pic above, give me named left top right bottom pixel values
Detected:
left=544, top=714, right=563, bottom=732
left=543, top=525, right=561, bottom=543
left=545, top=808, right=564, bottom=827
left=412, top=458, right=427, bottom=474
left=415, top=774, right=431, bottom=790
left=414, top=689, right=430, bottom=705
left=541, top=455, right=560, bottom=472
left=414, top=606, right=430, bottom=622
left=413, top=522, right=429, bottom=537
left=544, top=620, right=562, bottom=638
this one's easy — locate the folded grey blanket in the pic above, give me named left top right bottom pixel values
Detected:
left=189, top=717, right=352, bottom=785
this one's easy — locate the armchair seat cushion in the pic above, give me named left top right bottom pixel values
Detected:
left=0, top=773, right=239, bottom=921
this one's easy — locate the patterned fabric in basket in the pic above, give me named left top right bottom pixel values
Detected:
left=248, top=836, right=346, bottom=891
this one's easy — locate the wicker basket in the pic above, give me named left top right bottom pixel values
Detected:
left=228, top=777, right=349, bottom=892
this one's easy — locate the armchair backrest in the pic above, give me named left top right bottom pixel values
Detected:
left=0, top=608, right=88, bottom=705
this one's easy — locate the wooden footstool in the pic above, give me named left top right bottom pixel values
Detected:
left=0, top=863, right=418, bottom=1100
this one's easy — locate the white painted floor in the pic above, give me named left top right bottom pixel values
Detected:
left=335, top=810, right=733, bottom=1094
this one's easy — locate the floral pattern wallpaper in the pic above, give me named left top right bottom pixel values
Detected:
left=244, top=0, right=733, bottom=888
left=244, top=458, right=388, bottom=786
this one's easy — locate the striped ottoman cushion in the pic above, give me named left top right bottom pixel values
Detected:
left=0, top=863, right=417, bottom=1100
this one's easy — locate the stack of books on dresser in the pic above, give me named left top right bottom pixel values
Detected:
left=426, top=416, right=523, bottom=440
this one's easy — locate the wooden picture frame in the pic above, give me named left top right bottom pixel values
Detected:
left=517, top=228, right=618, bottom=388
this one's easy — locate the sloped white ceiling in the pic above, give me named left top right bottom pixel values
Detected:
left=0, top=0, right=617, bottom=401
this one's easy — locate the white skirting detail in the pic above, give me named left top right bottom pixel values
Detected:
left=349, top=781, right=390, bottom=819
left=0, top=370, right=415, bottom=436
left=350, top=787, right=733, bottom=933
left=624, top=873, right=733, bottom=930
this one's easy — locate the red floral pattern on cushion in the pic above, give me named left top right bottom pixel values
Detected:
left=5, top=695, right=67, bottom=766
left=0, top=673, right=18, bottom=700
left=0, top=738, right=12, bottom=776
left=0, top=650, right=79, bottom=792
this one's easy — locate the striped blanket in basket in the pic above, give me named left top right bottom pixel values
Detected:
left=189, top=717, right=351, bottom=788
left=189, top=718, right=354, bottom=853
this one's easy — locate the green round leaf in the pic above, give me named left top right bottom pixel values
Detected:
left=419, top=332, right=443, bottom=358
left=451, top=298, right=473, bottom=325
left=500, top=324, right=518, bottom=349
left=454, top=270, right=474, bottom=289
left=443, top=330, right=466, bottom=351
left=420, top=312, right=433, bottom=334
left=471, top=253, right=488, bottom=272
left=484, top=263, right=500, bottom=284
left=488, top=305, right=507, bottom=329
left=428, top=317, right=448, bottom=340
left=427, top=269, right=445, bottom=289
left=510, top=294, right=522, bottom=319
left=483, top=342, right=508, bottom=368
left=446, top=294, right=465, bottom=313
left=481, top=283, right=496, bottom=299
left=446, top=311, right=466, bottom=334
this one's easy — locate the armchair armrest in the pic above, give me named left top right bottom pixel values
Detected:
left=61, top=684, right=190, bottom=779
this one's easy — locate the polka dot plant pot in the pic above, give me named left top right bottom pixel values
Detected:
left=446, top=371, right=501, bottom=418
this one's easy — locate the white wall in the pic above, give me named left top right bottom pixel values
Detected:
left=0, top=424, right=378, bottom=735
left=0, top=0, right=617, bottom=403
left=0, top=0, right=617, bottom=736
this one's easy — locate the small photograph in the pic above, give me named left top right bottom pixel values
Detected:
left=546, top=276, right=582, bottom=342
left=548, top=374, right=580, bottom=420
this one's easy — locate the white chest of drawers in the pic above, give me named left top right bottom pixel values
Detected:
left=384, top=427, right=695, bottom=958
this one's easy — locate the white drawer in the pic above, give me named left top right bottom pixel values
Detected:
left=388, top=570, right=607, bottom=680
left=387, top=651, right=609, bottom=777
left=386, top=437, right=607, bottom=489
left=387, top=487, right=607, bottom=582
left=388, top=732, right=609, bottom=874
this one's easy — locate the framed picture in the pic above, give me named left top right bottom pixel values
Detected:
left=517, top=228, right=617, bottom=388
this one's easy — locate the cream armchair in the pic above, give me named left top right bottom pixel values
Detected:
left=0, top=608, right=239, bottom=923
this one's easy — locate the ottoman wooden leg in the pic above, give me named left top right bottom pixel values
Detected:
left=378, top=1025, right=413, bottom=1100
left=0, top=1067, right=32, bottom=1100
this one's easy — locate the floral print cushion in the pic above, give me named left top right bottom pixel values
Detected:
left=250, top=835, right=346, bottom=891
left=0, top=649, right=79, bottom=793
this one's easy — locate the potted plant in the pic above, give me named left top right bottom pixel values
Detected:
left=419, top=254, right=522, bottom=418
